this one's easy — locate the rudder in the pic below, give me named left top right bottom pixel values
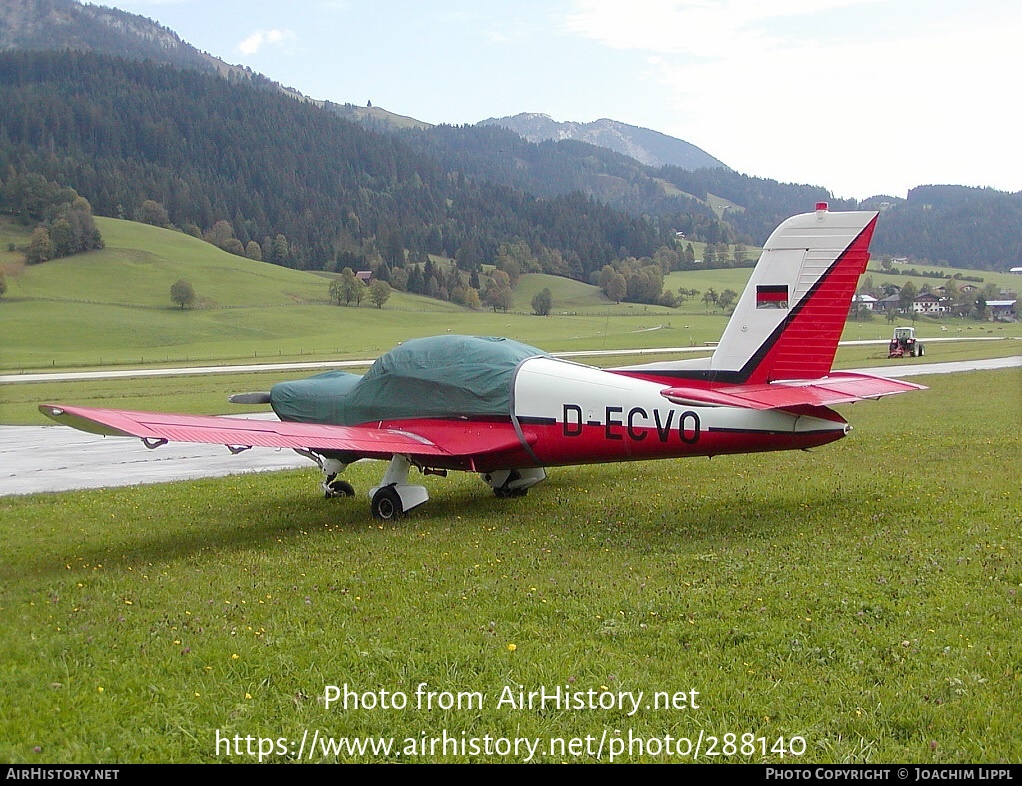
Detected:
left=709, top=204, right=878, bottom=384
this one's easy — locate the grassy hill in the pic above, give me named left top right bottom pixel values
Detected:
left=0, top=219, right=735, bottom=371
left=512, top=273, right=613, bottom=312
left=7, top=218, right=333, bottom=307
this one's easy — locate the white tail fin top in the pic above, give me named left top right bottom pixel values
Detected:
left=710, top=207, right=878, bottom=383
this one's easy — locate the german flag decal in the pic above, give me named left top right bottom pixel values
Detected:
left=756, top=284, right=788, bottom=309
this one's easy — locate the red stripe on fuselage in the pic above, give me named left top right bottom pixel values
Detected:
left=524, top=421, right=845, bottom=466
left=371, top=415, right=847, bottom=473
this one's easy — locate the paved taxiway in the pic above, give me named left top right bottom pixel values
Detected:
left=0, top=336, right=1009, bottom=384
left=2, top=355, right=1018, bottom=497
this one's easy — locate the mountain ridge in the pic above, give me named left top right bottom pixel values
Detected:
left=479, top=112, right=729, bottom=172
left=2, top=1, right=1019, bottom=271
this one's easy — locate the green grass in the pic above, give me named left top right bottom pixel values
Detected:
left=1, top=370, right=1019, bottom=762
left=665, top=267, right=755, bottom=313
left=2, top=300, right=734, bottom=371
left=2, top=218, right=721, bottom=371
left=512, top=273, right=614, bottom=312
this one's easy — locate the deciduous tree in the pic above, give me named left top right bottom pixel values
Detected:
left=136, top=200, right=169, bottom=227
left=170, top=279, right=195, bottom=309
left=369, top=279, right=391, bottom=309
left=606, top=273, right=626, bottom=303
left=718, top=288, right=739, bottom=312
left=531, top=287, right=552, bottom=316
left=26, top=227, right=52, bottom=264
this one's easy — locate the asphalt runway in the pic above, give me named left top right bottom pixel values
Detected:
left=0, top=336, right=1009, bottom=384
left=1, top=356, right=1018, bottom=497
left=0, top=413, right=311, bottom=496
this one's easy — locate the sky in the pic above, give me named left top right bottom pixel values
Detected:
left=102, top=0, right=1022, bottom=201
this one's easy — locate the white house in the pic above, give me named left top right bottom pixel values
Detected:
left=913, top=293, right=948, bottom=314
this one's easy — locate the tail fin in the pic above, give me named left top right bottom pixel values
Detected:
left=710, top=203, right=878, bottom=383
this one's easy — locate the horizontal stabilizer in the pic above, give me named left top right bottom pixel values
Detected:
left=659, top=373, right=926, bottom=410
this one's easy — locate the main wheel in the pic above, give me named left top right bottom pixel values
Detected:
left=325, top=479, right=355, bottom=498
left=494, top=486, right=528, bottom=499
left=917, top=344, right=925, bottom=357
left=371, top=486, right=403, bottom=520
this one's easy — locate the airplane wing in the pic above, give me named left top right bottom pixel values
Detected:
left=659, top=372, right=926, bottom=410
left=38, top=405, right=529, bottom=459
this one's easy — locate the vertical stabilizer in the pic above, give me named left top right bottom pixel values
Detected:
left=710, top=204, right=878, bottom=383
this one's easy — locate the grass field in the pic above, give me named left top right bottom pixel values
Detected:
left=1, top=369, right=1019, bottom=763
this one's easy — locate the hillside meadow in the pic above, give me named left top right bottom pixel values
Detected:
left=2, top=217, right=725, bottom=371
left=0, top=369, right=1018, bottom=763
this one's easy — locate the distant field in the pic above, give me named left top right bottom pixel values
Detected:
left=865, top=261, right=1022, bottom=294
left=1, top=370, right=1018, bottom=762
left=664, top=267, right=754, bottom=314
left=512, top=272, right=614, bottom=311
left=1, top=218, right=718, bottom=371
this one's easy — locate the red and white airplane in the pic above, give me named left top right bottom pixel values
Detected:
left=41, top=204, right=923, bottom=520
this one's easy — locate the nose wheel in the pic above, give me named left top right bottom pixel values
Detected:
left=324, top=477, right=355, bottom=499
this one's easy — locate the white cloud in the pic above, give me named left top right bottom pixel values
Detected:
left=561, top=0, right=882, bottom=56
left=236, top=29, right=297, bottom=56
left=560, top=0, right=1022, bottom=197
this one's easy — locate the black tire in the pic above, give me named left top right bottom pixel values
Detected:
left=494, top=486, right=528, bottom=499
left=918, top=344, right=924, bottom=357
left=325, top=479, right=355, bottom=498
left=371, top=486, right=403, bottom=521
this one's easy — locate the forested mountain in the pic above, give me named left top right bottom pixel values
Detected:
left=0, top=0, right=254, bottom=81
left=400, top=124, right=725, bottom=234
left=867, top=186, right=1022, bottom=271
left=657, top=167, right=859, bottom=244
left=0, top=51, right=663, bottom=279
left=398, top=123, right=841, bottom=247
left=480, top=113, right=728, bottom=171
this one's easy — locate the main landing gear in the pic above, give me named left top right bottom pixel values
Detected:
left=481, top=468, right=547, bottom=498
left=367, top=455, right=429, bottom=521
left=319, top=455, right=429, bottom=520
left=315, top=454, right=547, bottom=520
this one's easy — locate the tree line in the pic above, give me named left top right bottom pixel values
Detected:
left=0, top=171, right=103, bottom=262
left=0, top=51, right=667, bottom=287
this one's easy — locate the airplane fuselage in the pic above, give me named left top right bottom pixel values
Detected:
left=368, top=356, right=848, bottom=474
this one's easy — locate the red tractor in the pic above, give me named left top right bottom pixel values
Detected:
left=888, top=326, right=925, bottom=358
